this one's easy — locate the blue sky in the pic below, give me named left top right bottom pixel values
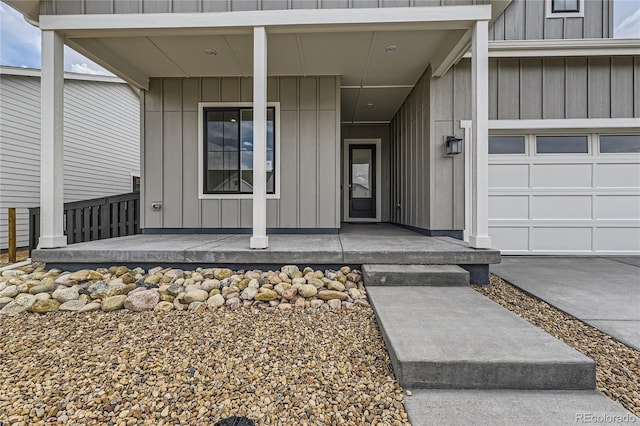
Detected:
left=1, top=1, right=639, bottom=75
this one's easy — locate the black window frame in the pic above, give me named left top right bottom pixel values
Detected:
left=551, top=0, right=580, bottom=13
left=202, top=106, right=276, bottom=195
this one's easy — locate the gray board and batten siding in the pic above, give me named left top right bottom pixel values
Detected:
left=387, top=54, right=640, bottom=234
left=489, top=56, right=640, bottom=120
left=0, top=71, right=140, bottom=249
left=142, top=76, right=341, bottom=231
left=42, top=0, right=488, bottom=15
left=490, top=0, right=613, bottom=40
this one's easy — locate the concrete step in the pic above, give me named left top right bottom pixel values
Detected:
left=362, top=264, right=469, bottom=287
left=404, top=389, right=638, bottom=426
left=367, top=287, right=595, bottom=390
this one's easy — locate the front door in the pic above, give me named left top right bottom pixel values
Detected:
left=348, top=144, right=376, bottom=218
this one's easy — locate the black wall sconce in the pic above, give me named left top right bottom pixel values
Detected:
left=445, top=136, right=463, bottom=156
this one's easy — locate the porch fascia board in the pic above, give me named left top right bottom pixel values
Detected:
left=489, top=118, right=640, bottom=131
left=39, top=6, right=492, bottom=34
left=463, top=38, right=640, bottom=58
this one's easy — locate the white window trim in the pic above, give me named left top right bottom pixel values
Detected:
left=545, top=0, right=584, bottom=18
left=197, top=101, right=281, bottom=200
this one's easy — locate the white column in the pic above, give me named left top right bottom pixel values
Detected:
left=469, top=20, right=492, bottom=249
left=250, top=26, right=268, bottom=249
left=38, top=30, right=67, bottom=249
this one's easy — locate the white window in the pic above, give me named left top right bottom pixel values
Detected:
left=546, top=0, right=584, bottom=18
left=198, top=102, right=281, bottom=200
left=489, top=136, right=526, bottom=155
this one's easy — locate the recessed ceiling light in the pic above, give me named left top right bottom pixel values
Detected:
left=230, top=118, right=237, bottom=122
left=366, top=103, right=374, bottom=107
left=205, top=49, right=218, bottom=56
left=384, top=45, right=397, bottom=53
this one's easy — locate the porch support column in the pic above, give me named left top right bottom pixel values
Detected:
left=469, top=20, right=492, bottom=249
left=38, top=30, right=67, bottom=249
left=250, top=26, right=268, bottom=249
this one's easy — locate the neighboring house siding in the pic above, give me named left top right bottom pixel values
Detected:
left=489, top=0, right=613, bottom=40
left=489, top=56, right=640, bottom=120
left=42, top=0, right=486, bottom=14
left=341, top=124, right=391, bottom=222
left=142, top=76, right=340, bottom=230
left=0, top=73, right=140, bottom=249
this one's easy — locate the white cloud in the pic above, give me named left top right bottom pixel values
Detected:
left=615, top=7, right=640, bottom=38
left=70, top=63, right=102, bottom=75
left=64, top=46, right=113, bottom=76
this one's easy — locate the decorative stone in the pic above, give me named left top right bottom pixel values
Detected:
left=206, top=294, right=225, bottom=308
left=188, top=301, right=204, bottom=311
left=52, top=287, right=79, bottom=304
left=307, top=278, right=325, bottom=289
left=173, top=294, right=188, bottom=311
left=327, top=299, right=342, bottom=309
left=310, top=299, right=324, bottom=309
left=327, top=281, right=345, bottom=292
left=201, top=279, right=220, bottom=292
left=278, top=303, right=293, bottom=310
left=124, top=290, right=159, bottom=312
left=78, top=302, right=101, bottom=312
left=31, top=299, right=61, bottom=314
left=349, top=288, right=364, bottom=299
left=213, top=268, right=233, bottom=280
left=0, top=285, right=18, bottom=298
left=101, top=295, right=127, bottom=312
left=281, top=265, right=299, bottom=277
left=68, top=270, right=91, bottom=282
left=34, top=293, right=51, bottom=301
left=283, top=287, right=299, bottom=300
left=0, top=294, right=36, bottom=315
left=184, top=289, right=209, bottom=303
left=254, top=289, right=279, bottom=302
left=0, top=296, right=13, bottom=308
left=154, top=301, right=174, bottom=312
left=226, top=297, right=241, bottom=310
left=144, top=275, right=161, bottom=285
left=240, top=287, right=258, bottom=300
left=318, top=290, right=348, bottom=301
left=298, top=285, right=317, bottom=298
left=354, top=299, right=370, bottom=307
left=59, top=300, right=87, bottom=312
left=28, top=283, right=55, bottom=295
left=166, top=283, right=183, bottom=297
left=55, top=274, right=77, bottom=286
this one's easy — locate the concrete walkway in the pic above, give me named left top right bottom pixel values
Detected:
left=491, top=257, right=640, bottom=351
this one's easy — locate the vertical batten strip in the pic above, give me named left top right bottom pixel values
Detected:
left=250, top=27, right=268, bottom=248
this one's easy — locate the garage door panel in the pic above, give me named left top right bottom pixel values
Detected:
left=595, top=227, right=640, bottom=251
left=489, top=227, right=529, bottom=252
left=531, top=195, right=592, bottom=219
left=489, top=195, right=529, bottom=219
left=595, top=195, right=640, bottom=219
left=531, top=164, right=592, bottom=188
left=595, top=164, right=640, bottom=188
left=531, top=227, right=592, bottom=252
left=489, top=164, right=528, bottom=188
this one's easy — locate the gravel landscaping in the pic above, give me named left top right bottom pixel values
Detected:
left=474, top=274, right=640, bottom=417
left=0, top=263, right=410, bottom=425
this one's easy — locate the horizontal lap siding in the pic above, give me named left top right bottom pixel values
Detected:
left=489, top=56, right=640, bottom=120
left=43, top=0, right=484, bottom=14
left=143, top=76, right=340, bottom=230
left=0, top=74, right=140, bottom=249
left=490, top=0, right=612, bottom=40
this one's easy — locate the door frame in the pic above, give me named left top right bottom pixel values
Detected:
left=343, top=138, right=382, bottom=222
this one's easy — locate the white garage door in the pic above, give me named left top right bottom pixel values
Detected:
left=488, top=133, right=640, bottom=255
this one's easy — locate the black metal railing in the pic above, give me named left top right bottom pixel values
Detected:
left=29, top=192, right=140, bottom=251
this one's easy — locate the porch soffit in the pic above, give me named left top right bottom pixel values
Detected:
left=40, top=6, right=491, bottom=123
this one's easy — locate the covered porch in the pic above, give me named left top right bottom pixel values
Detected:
left=34, top=4, right=496, bottom=252
left=32, top=223, right=500, bottom=283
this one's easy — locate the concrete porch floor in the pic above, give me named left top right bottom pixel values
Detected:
left=32, top=224, right=500, bottom=277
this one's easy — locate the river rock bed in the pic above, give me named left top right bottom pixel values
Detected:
left=0, top=264, right=370, bottom=315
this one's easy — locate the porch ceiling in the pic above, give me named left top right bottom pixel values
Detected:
left=68, top=28, right=462, bottom=123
